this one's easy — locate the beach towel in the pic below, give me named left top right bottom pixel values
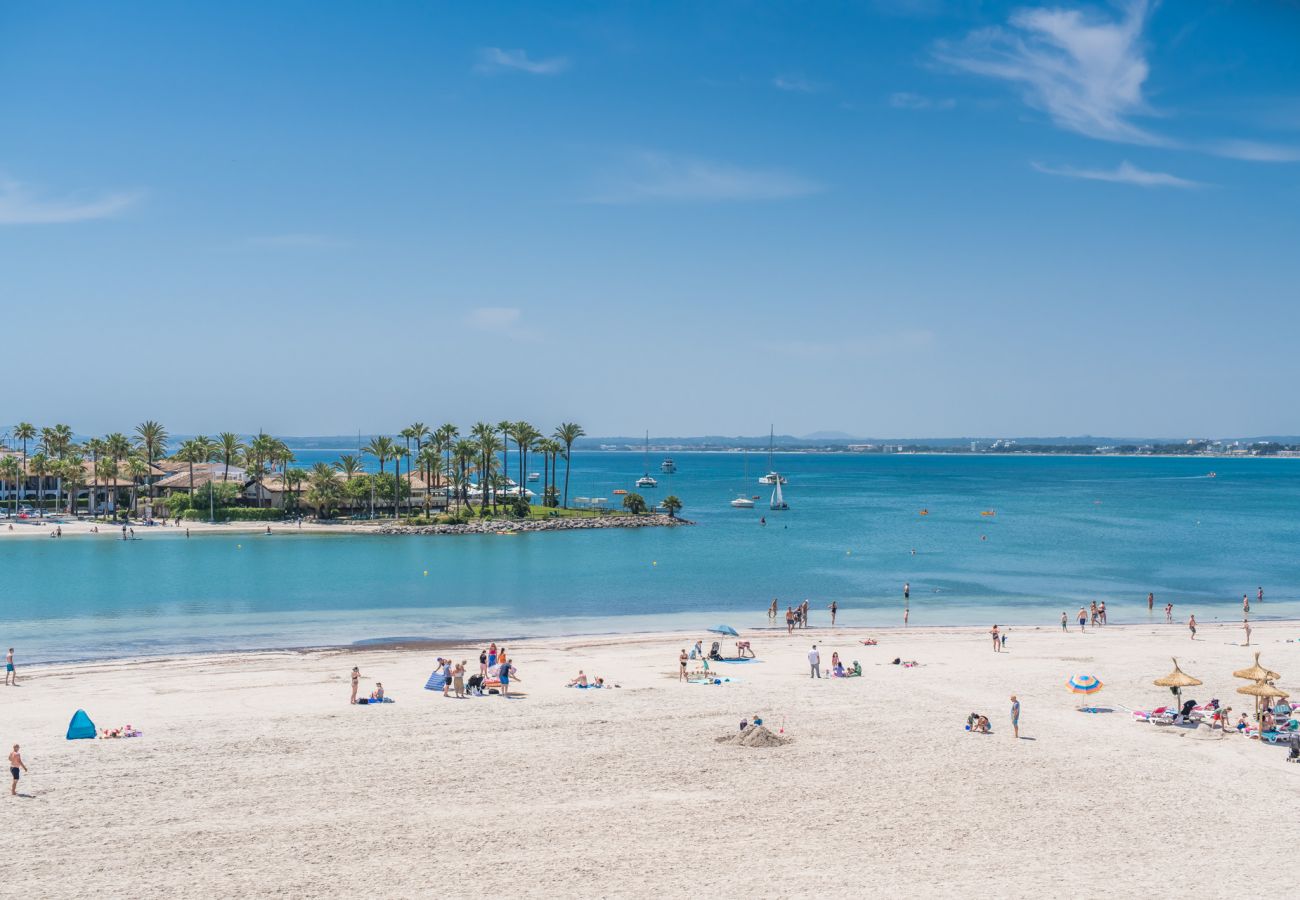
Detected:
left=424, top=672, right=448, bottom=691
left=716, top=658, right=762, bottom=664
left=66, top=709, right=97, bottom=740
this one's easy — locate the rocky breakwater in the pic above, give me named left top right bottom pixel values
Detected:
left=375, top=514, right=693, bottom=535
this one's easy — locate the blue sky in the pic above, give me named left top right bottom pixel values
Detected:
left=3, top=0, right=1299, bottom=438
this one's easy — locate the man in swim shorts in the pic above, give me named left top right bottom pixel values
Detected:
left=5, top=648, right=15, bottom=686
left=9, top=745, right=26, bottom=795
left=1010, top=695, right=1020, bottom=739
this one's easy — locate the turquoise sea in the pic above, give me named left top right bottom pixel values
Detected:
left=4, top=453, right=1300, bottom=663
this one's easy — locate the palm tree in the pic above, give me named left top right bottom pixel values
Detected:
left=435, top=424, right=458, bottom=508
left=26, top=453, right=47, bottom=513
left=134, top=420, right=168, bottom=505
left=42, top=424, right=73, bottom=459
left=177, top=438, right=205, bottom=498
left=334, top=454, right=363, bottom=481
left=217, top=432, right=245, bottom=482
left=61, top=453, right=85, bottom=515
left=478, top=431, right=502, bottom=515
left=390, top=446, right=408, bottom=516
left=404, top=423, right=429, bottom=501
left=622, top=492, right=647, bottom=515
left=553, top=422, right=585, bottom=509
left=105, top=432, right=131, bottom=465
left=511, top=422, right=541, bottom=501
left=662, top=495, right=683, bottom=518
left=363, top=436, right=397, bottom=517
left=245, top=432, right=277, bottom=506
left=452, top=439, right=476, bottom=512
left=13, top=422, right=35, bottom=503
left=497, top=420, right=513, bottom=499
left=126, top=455, right=148, bottom=514
left=0, top=456, right=19, bottom=515
left=536, top=438, right=562, bottom=507
left=416, top=445, right=439, bottom=516
left=86, top=438, right=106, bottom=517
left=284, top=467, right=307, bottom=514
left=307, top=462, right=341, bottom=518
left=96, top=456, right=120, bottom=516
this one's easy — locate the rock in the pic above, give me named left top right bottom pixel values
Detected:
left=374, top=514, right=693, bottom=536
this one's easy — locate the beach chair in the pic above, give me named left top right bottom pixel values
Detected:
left=423, top=672, right=448, bottom=691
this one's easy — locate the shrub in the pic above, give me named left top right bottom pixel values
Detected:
left=182, top=507, right=285, bottom=522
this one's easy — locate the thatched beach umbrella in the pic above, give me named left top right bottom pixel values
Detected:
left=1232, top=652, right=1280, bottom=683
left=1153, top=657, right=1202, bottom=704
left=1236, top=680, right=1289, bottom=735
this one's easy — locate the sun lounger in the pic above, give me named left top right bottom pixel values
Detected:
left=423, top=672, right=448, bottom=691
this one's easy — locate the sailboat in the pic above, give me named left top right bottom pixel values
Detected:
left=758, top=425, right=787, bottom=485
left=635, top=431, right=658, bottom=488
left=730, top=448, right=754, bottom=507
left=770, top=479, right=788, bottom=510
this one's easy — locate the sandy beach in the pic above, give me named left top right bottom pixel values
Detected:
left=1, top=619, right=1297, bottom=898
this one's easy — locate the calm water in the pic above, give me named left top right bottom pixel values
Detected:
left=4, top=453, right=1300, bottom=663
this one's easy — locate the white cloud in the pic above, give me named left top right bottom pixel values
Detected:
left=773, top=75, right=825, bottom=94
left=935, top=0, right=1159, bottom=145
left=587, top=153, right=822, bottom=204
left=464, top=307, right=522, bottom=330
left=475, top=47, right=568, bottom=76
left=889, top=91, right=956, bottom=110
left=1204, top=139, right=1300, bottom=163
left=0, top=176, right=141, bottom=225
left=1032, top=160, right=1202, bottom=188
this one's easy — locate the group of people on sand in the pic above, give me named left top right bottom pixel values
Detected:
left=784, top=601, right=812, bottom=633
left=566, top=670, right=610, bottom=688
left=967, top=695, right=1022, bottom=738
left=807, top=645, right=860, bottom=679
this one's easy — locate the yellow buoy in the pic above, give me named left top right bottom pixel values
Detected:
left=236, top=544, right=241, bottom=549
left=423, top=570, right=428, bottom=576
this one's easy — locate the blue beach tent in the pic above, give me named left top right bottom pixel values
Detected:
left=66, top=709, right=96, bottom=740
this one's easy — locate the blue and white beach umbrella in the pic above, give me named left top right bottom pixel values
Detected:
left=708, top=625, right=740, bottom=637
left=1066, top=674, right=1103, bottom=695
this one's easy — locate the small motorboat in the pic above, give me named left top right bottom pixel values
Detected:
left=730, top=495, right=755, bottom=509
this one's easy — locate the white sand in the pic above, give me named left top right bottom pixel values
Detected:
left=0, top=517, right=378, bottom=538
left=1, top=620, right=1297, bottom=898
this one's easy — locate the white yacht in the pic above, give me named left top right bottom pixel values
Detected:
left=660, top=457, right=676, bottom=474
left=635, top=431, right=657, bottom=488
left=527, top=472, right=540, bottom=483
left=758, top=425, right=787, bottom=485
left=730, top=495, right=755, bottom=509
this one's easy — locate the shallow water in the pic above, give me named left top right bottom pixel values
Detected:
left=3, top=452, right=1298, bottom=662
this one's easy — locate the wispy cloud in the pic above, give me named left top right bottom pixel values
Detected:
left=586, top=153, right=822, bottom=204
left=244, top=233, right=350, bottom=249
left=889, top=91, right=956, bottom=111
left=475, top=47, right=569, bottom=76
left=0, top=176, right=141, bottom=225
left=464, top=307, right=522, bottom=330
left=934, top=0, right=1158, bottom=145
left=1204, top=139, right=1300, bottom=163
left=1032, top=160, right=1202, bottom=188
left=773, top=74, right=826, bottom=94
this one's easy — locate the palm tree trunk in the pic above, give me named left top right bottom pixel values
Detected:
left=563, top=444, right=572, bottom=509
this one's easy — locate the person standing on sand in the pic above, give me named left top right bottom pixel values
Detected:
left=679, top=649, right=688, bottom=681
left=991, top=625, right=1000, bottom=652
left=499, top=659, right=515, bottom=696
left=1098, top=601, right=1106, bottom=625
left=350, top=666, right=360, bottom=704
left=1077, top=608, right=1086, bottom=632
left=479, top=648, right=488, bottom=677
left=1243, top=618, right=1252, bottom=647
left=453, top=661, right=466, bottom=698
left=1010, top=695, right=1020, bottom=739
left=808, top=644, right=820, bottom=679
left=828, top=600, right=837, bottom=626
left=9, top=745, right=26, bottom=795
left=5, top=648, right=15, bottom=686
left=786, top=606, right=795, bottom=634
left=801, top=599, right=810, bottom=628
left=1187, top=614, right=1197, bottom=640
left=1061, top=611, right=1068, bottom=632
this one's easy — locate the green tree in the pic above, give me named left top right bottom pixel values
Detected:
left=363, top=436, right=397, bottom=516
left=416, top=445, right=440, bottom=516
left=29, top=453, right=50, bottom=513
left=0, top=456, right=19, bottom=515
left=661, top=495, right=683, bottom=518
left=176, top=438, right=206, bottom=498
left=134, top=420, right=168, bottom=504
left=308, top=462, right=342, bottom=519
left=622, top=492, right=647, bottom=515
left=96, top=456, right=120, bottom=516
left=61, top=453, right=85, bottom=515
left=126, top=455, right=149, bottom=514
left=284, top=467, right=307, bottom=514
left=334, top=454, right=363, bottom=481
left=217, top=432, right=246, bottom=482
left=13, top=422, right=35, bottom=503
left=553, top=422, right=584, bottom=509
left=86, top=438, right=106, bottom=517
left=435, top=424, right=459, bottom=509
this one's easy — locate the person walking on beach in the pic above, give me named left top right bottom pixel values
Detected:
left=808, top=644, right=820, bottom=679
left=498, top=659, right=515, bottom=696
left=1061, top=611, right=1068, bottom=632
left=828, top=600, right=837, bottom=626
left=679, top=649, right=688, bottom=681
left=785, top=606, right=795, bottom=634
left=9, top=745, right=26, bottom=795
left=5, top=648, right=15, bottom=686
left=991, top=625, right=1000, bottom=652
left=1010, top=695, right=1020, bottom=739
left=1077, top=608, right=1086, bottom=632
left=349, top=666, right=360, bottom=704
left=1098, top=601, right=1107, bottom=625
left=1187, top=614, right=1197, bottom=640
left=1243, top=617, right=1252, bottom=647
